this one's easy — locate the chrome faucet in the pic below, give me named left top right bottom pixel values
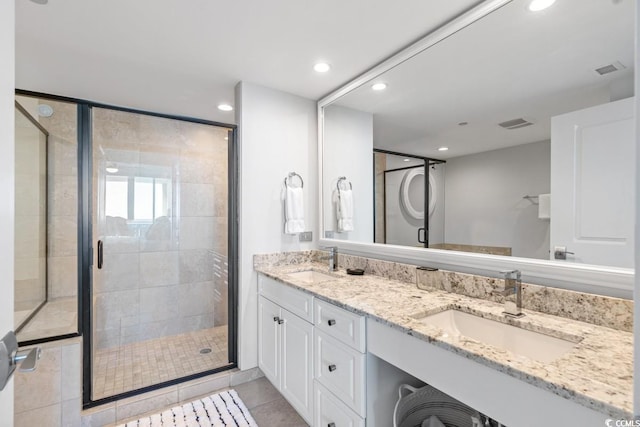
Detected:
left=493, top=270, right=524, bottom=318
left=319, top=246, right=338, bottom=271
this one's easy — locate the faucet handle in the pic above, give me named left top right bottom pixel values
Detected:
left=500, top=269, right=521, bottom=280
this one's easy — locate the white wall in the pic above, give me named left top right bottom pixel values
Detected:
left=323, top=104, right=373, bottom=242
left=444, top=140, right=550, bottom=259
left=0, top=0, right=15, bottom=423
left=236, top=82, right=317, bottom=369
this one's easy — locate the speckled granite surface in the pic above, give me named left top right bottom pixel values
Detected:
left=254, top=252, right=633, bottom=419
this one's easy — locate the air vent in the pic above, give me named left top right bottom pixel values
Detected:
left=595, top=61, right=626, bottom=76
left=498, top=118, right=534, bottom=130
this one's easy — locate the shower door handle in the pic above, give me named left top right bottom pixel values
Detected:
left=97, top=240, right=104, bottom=269
left=417, top=228, right=426, bottom=244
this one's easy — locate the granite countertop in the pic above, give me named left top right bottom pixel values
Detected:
left=255, top=262, right=633, bottom=419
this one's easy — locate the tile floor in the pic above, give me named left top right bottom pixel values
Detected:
left=114, top=377, right=308, bottom=427
left=234, top=377, right=309, bottom=427
left=93, top=326, right=229, bottom=400
left=16, top=297, right=78, bottom=342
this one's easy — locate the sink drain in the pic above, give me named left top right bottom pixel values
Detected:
left=200, top=348, right=212, bottom=354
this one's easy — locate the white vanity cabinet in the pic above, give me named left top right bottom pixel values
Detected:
left=258, top=275, right=314, bottom=424
left=313, top=299, right=366, bottom=426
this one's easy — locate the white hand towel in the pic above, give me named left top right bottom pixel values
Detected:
left=284, top=186, right=305, bottom=234
left=538, top=193, right=550, bottom=220
left=336, top=189, right=354, bottom=232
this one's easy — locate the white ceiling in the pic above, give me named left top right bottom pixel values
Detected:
left=15, top=0, right=483, bottom=123
left=333, top=0, right=635, bottom=159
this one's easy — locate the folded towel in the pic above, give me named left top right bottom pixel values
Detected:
left=421, top=415, right=445, bottom=427
left=284, top=186, right=305, bottom=234
left=538, top=193, right=550, bottom=220
left=336, top=188, right=354, bottom=232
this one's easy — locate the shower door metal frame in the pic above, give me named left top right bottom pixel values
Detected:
left=79, top=102, right=239, bottom=409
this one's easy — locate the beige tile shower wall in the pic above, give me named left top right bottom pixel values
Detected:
left=40, top=100, right=79, bottom=300
left=14, top=118, right=47, bottom=308
left=92, top=109, right=229, bottom=350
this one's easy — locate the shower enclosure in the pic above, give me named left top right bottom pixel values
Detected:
left=14, top=102, right=48, bottom=334
left=88, top=106, right=236, bottom=403
left=14, top=90, right=238, bottom=407
left=14, top=96, right=80, bottom=344
left=374, top=149, right=445, bottom=248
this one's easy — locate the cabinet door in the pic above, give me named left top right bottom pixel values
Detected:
left=258, top=296, right=281, bottom=388
left=281, top=308, right=314, bottom=424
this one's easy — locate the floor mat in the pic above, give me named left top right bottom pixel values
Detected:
left=117, top=389, right=258, bottom=427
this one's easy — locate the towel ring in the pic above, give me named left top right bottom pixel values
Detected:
left=337, top=176, right=352, bottom=191
left=285, top=172, right=304, bottom=188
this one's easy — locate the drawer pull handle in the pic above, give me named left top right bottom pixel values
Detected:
left=328, top=364, right=337, bottom=372
left=328, top=423, right=336, bottom=427
left=328, top=319, right=336, bottom=326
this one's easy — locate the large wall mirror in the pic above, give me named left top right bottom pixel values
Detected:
left=319, top=0, right=635, bottom=297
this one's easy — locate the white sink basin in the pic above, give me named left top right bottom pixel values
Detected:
left=417, top=309, right=579, bottom=363
left=287, top=270, right=336, bottom=283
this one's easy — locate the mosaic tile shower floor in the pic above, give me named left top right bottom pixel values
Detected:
left=93, top=325, right=229, bottom=400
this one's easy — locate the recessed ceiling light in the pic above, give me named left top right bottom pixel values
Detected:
left=403, top=158, right=410, bottom=162
left=38, top=104, right=53, bottom=117
left=528, top=0, right=555, bottom=12
left=314, top=63, right=331, bottom=73
left=372, top=83, right=387, bottom=91
left=438, top=147, right=449, bottom=152
left=218, top=104, right=233, bottom=112
left=106, top=166, right=119, bottom=174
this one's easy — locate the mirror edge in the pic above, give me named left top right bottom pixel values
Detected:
left=317, top=0, right=634, bottom=299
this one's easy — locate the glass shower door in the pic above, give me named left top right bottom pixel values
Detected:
left=91, top=107, right=233, bottom=400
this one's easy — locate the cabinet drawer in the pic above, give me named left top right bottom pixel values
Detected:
left=259, top=274, right=313, bottom=322
left=315, top=330, right=366, bottom=417
left=314, top=382, right=365, bottom=427
left=315, top=299, right=365, bottom=352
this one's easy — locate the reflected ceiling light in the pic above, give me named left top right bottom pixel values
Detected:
left=403, top=158, right=410, bottom=162
left=314, top=62, right=331, bottom=73
left=438, top=147, right=449, bottom=152
left=105, top=166, right=119, bottom=174
left=528, top=0, right=555, bottom=11
left=38, top=104, right=53, bottom=117
left=372, top=83, right=387, bottom=91
left=218, top=104, right=233, bottom=111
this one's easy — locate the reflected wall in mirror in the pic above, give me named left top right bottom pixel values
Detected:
left=321, top=0, right=635, bottom=269
left=15, top=95, right=79, bottom=342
